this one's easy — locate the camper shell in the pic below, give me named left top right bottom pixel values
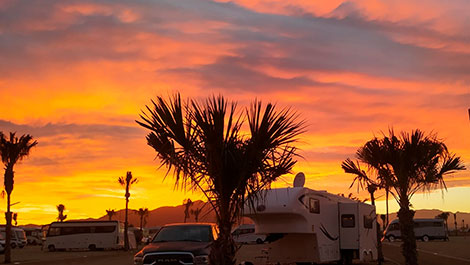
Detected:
left=240, top=187, right=377, bottom=264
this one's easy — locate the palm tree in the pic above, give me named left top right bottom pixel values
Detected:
left=137, top=94, right=304, bottom=265
left=118, top=171, right=138, bottom=250
left=56, top=204, right=67, bottom=222
left=183, top=198, right=193, bottom=223
left=136, top=208, right=149, bottom=230
left=191, top=206, right=204, bottom=222
left=435, top=212, right=450, bottom=236
left=350, top=129, right=465, bottom=265
left=0, top=132, right=37, bottom=263
left=106, top=209, right=116, bottom=221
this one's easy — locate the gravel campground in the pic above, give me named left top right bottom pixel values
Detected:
left=4, top=237, right=470, bottom=265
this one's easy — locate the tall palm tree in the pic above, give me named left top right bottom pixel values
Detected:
left=351, top=129, right=465, bottom=265
left=183, top=198, right=193, bottom=223
left=137, top=94, right=304, bottom=265
left=0, top=132, right=37, bottom=263
left=341, top=159, right=384, bottom=264
left=56, top=204, right=67, bottom=222
left=435, top=212, right=450, bottom=236
left=118, top=171, right=138, bottom=250
left=136, top=208, right=149, bottom=230
left=106, top=209, right=116, bottom=221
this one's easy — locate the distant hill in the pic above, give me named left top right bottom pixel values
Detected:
left=97, top=200, right=217, bottom=227
left=378, top=209, right=470, bottom=230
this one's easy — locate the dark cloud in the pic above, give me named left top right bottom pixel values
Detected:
left=0, top=119, right=143, bottom=138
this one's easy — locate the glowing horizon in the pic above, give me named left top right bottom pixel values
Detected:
left=1, top=0, right=470, bottom=225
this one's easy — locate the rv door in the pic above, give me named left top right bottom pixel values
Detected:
left=339, top=203, right=359, bottom=250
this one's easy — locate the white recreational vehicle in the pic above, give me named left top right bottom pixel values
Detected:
left=239, top=173, right=378, bottom=265
left=44, top=221, right=125, bottom=251
left=0, top=226, right=27, bottom=248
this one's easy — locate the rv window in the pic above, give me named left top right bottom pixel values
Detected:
left=364, top=216, right=373, bottom=229
left=341, top=214, right=355, bottom=228
left=309, top=198, right=320, bottom=214
left=48, top=227, right=60, bottom=236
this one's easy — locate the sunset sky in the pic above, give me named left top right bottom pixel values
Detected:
left=1, top=0, right=469, bottom=225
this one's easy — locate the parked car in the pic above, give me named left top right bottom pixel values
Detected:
left=134, top=223, right=218, bottom=265
left=383, top=218, right=448, bottom=242
left=231, top=224, right=265, bottom=244
left=0, top=227, right=27, bottom=248
left=23, top=227, right=43, bottom=245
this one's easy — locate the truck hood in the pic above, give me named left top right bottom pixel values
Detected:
left=141, top=241, right=211, bottom=256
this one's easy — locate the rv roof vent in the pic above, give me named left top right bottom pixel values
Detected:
left=293, top=172, right=305, bottom=187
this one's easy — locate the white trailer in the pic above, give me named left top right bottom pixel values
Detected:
left=44, top=221, right=125, bottom=251
left=239, top=180, right=377, bottom=265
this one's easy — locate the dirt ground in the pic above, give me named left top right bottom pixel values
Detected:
left=8, top=246, right=137, bottom=265
left=4, top=236, right=470, bottom=265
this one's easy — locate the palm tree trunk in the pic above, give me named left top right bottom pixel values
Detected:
left=123, top=180, right=130, bottom=251
left=5, top=192, right=12, bottom=263
left=397, top=200, right=417, bottom=265
left=124, top=196, right=129, bottom=250
left=369, top=190, right=384, bottom=264
left=386, top=188, right=389, bottom=226
left=209, top=200, right=236, bottom=265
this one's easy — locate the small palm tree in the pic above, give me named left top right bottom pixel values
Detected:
left=12, top=213, right=17, bottom=226
left=191, top=207, right=203, bottom=222
left=350, top=129, right=465, bottom=265
left=183, top=198, right=193, bottom=223
left=56, top=204, right=67, bottom=222
left=0, top=132, right=37, bottom=263
left=106, top=209, right=116, bottom=221
left=136, top=208, right=149, bottom=230
left=118, top=171, right=138, bottom=250
left=435, top=212, right=450, bottom=236
left=137, top=94, right=304, bottom=265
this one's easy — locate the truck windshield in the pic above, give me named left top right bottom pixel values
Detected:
left=15, top=230, right=26, bottom=240
left=153, top=225, right=212, bottom=243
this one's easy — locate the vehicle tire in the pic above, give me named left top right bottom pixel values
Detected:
left=388, top=235, right=395, bottom=242
left=10, top=242, right=16, bottom=249
left=88, top=244, right=97, bottom=251
left=48, top=245, right=56, bottom=252
left=256, top=238, right=263, bottom=244
left=422, top=235, right=429, bottom=242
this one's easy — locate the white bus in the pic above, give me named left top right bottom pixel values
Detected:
left=44, top=221, right=124, bottom=251
left=384, top=218, right=448, bottom=242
